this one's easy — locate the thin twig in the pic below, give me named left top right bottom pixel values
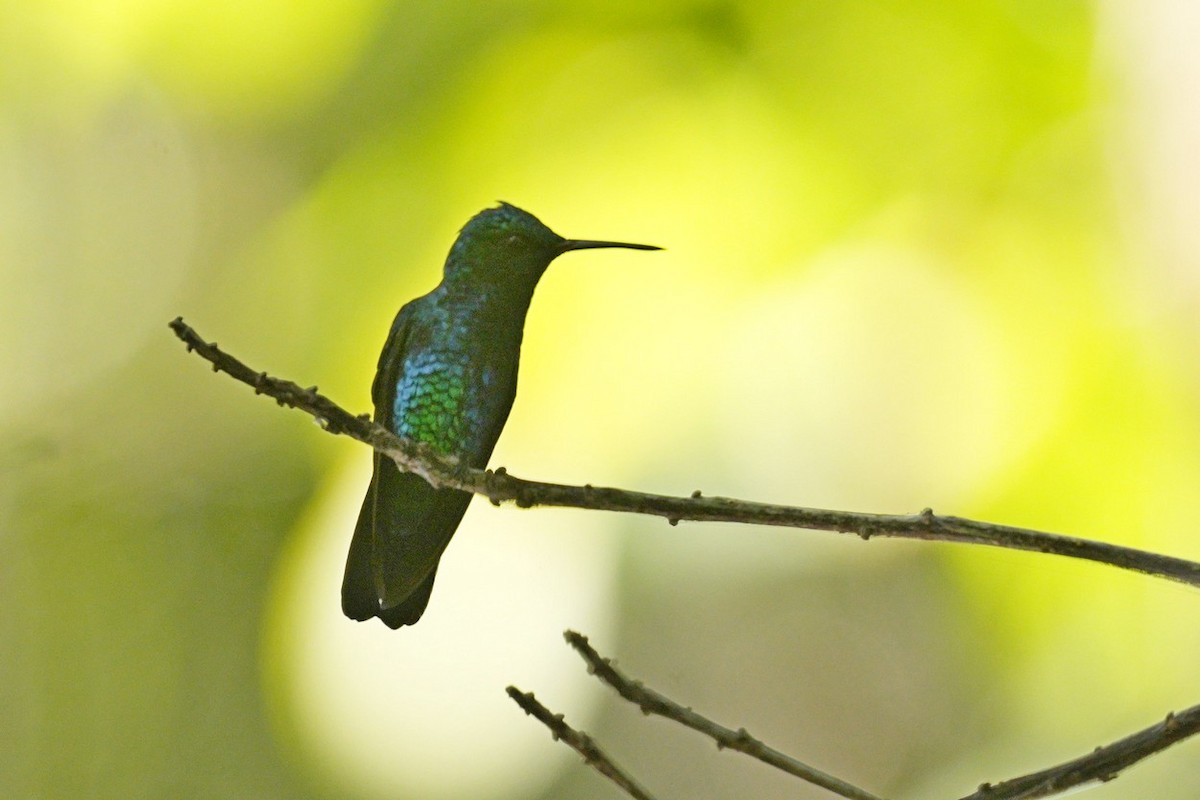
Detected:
left=564, top=630, right=888, bottom=800
left=168, top=317, right=1200, bottom=590
left=566, top=630, right=1200, bottom=800
left=506, top=686, right=660, bottom=800
left=958, top=704, right=1200, bottom=800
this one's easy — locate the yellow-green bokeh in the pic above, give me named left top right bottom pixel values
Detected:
left=4, top=1, right=1200, bottom=798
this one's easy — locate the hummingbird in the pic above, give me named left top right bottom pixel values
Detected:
left=342, top=203, right=661, bottom=628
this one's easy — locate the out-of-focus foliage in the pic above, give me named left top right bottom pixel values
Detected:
left=3, top=1, right=1200, bottom=798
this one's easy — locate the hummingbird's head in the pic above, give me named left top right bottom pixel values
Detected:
left=450, top=203, right=563, bottom=271
left=444, top=202, right=660, bottom=288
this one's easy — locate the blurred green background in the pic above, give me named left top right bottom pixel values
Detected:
left=4, top=1, right=1200, bottom=798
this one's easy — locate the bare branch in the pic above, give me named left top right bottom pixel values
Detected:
left=172, top=319, right=1200, bottom=797
left=506, top=686, right=660, bottom=800
left=958, top=704, right=1200, bottom=800
left=564, top=631, right=888, bottom=800
left=168, top=317, right=1200, bottom=590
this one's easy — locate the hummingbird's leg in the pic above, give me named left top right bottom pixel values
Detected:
left=449, top=452, right=474, bottom=485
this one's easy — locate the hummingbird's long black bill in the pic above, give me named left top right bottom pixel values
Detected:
left=558, top=239, right=662, bottom=253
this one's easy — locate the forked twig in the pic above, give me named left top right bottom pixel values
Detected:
left=566, top=631, right=1200, bottom=800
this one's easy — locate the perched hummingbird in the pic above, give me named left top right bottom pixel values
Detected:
left=342, top=203, right=660, bottom=628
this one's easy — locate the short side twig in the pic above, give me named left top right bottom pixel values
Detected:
left=168, top=317, right=1200, bottom=589
left=506, top=686, right=660, bottom=800
left=958, top=704, right=1200, bottom=800
left=564, top=631, right=888, bottom=800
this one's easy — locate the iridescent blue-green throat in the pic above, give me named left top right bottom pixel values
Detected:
left=343, top=202, right=661, bottom=628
